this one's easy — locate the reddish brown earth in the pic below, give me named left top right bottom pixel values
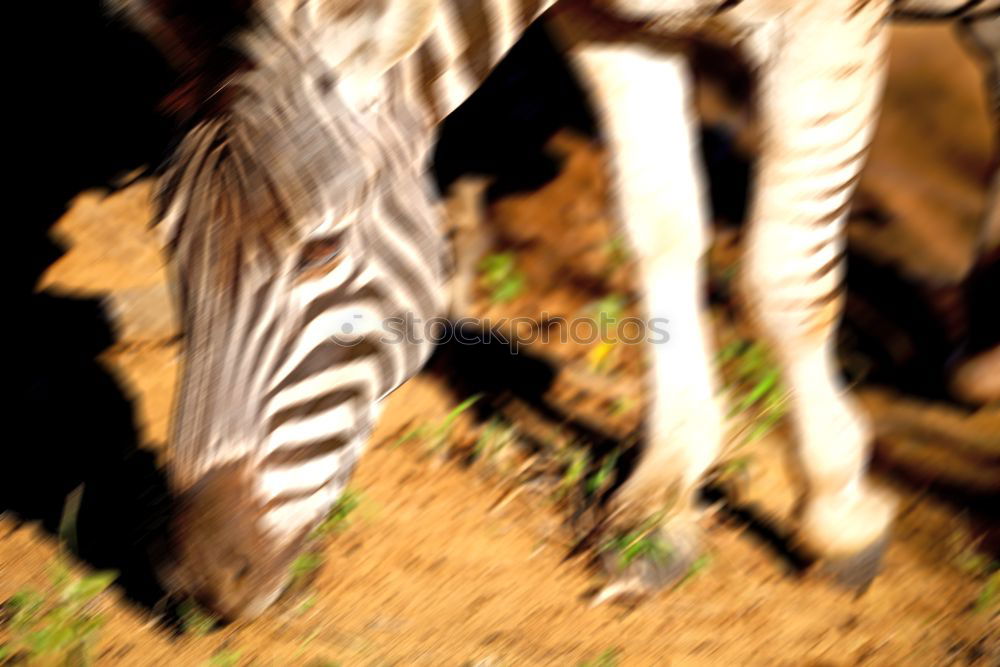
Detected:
left=4, top=24, right=998, bottom=666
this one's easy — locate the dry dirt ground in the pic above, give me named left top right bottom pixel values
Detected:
left=5, top=24, right=999, bottom=667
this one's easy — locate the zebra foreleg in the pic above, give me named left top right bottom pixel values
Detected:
left=568, top=41, right=724, bottom=600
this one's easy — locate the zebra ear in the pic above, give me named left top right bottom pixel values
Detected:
left=105, top=0, right=252, bottom=72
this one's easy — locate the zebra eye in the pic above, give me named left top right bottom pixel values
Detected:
left=232, top=557, right=252, bottom=584
left=296, top=236, right=344, bottom=275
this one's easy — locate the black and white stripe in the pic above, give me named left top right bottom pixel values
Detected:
left=155, top=1, right=556, bottom=555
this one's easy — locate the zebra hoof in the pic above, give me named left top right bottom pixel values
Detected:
left=591, top=520, right=704, bottom=606
left=816, top=531, right=890, bottom=596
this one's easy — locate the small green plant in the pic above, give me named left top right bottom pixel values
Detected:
left=955, top=548, right=994, bottom=578
left=974, top=570, right=999, bottom=615
left=473, top=417, right=517, bottom=463
left=586, top=295, right=629, bottom=373
left=579, top=648, right=620, bottom=667
left=395, top=422, right=429, bottom=448
left=555, top=447, right=590, bottom=502
left=944, top=527, right=1000, bottom=615
left=675, top=553, right=713, bottom=590
left=719, top=456, right=751, bottom=477
left=290, top=553, right=325, bottom=584
left=585, top=450, right=619, bottom=498
left=396, top=395, right=482, bottom=454
left=293, top=595, right=318, bottom=617
left=312, top=489, right=362, bottom=537
left=717, top=339, right=788, bottom=444
left=604, top=235, right=630, bottom=272
left=0, top=561, right=116, bottom=665
left=606, top=397, right=635, bottom=417
left=587, top=341, right=616, bottom=373
left=178, top=598, right=219, bottom=637
left=478, top=252, right=525, bottom=303
left=207, top=649, right=243, bottom=666
left=591, top=294, right=627, bottom=323
left=600, top=513, right=672, bottom=572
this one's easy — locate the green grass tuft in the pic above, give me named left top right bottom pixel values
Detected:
left=607, top=397, right=635, bottom=417
left=955, top=550, right=994, bottom=578
left=586, top=294, right=629, bottom=373
left=472, top=418, right=518, bottom=463
left=585, top=450, right=619, bottom=498
left=604, top=236, right=630, bottom=272
left=674, top=553, right=713, bottom=590
left=579, top=648, right=620, bottom=667
left=178, top=598, right=219, bottom=637
left=396, top=395, right=482, bottom=455
left=0, top=562, right=117, bottom=664
left=600, top=513, right=672, bottom=572
left=207, top=649, right=243, bottom=666
left=312, top=489, right=362, bottom=538
left=718, top=339, right=788, bottom=445
left=290, top=553, right=325, bottom=584
left=974, top=568, right=1000, bottom=615
left=555, top=447, right=590, bottom=502
left=478, top=252, right=526, bottom=303
left=294, top=595, right=318, bottom=617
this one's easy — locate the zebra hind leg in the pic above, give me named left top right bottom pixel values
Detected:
left=951, top=10, right=1000, bottom=405
left=739, top=1, right=897, bottom=593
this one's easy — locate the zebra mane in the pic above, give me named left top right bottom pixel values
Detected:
left=155, top=21, right=377, bottom=302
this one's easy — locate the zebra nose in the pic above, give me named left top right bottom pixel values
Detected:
left=153, top=552, right=186, bottom=596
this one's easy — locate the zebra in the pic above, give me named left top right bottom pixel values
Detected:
left=111, top=0, right=1000, bottom=619
left=111, top=0, right=565, bottom=619
left=561, top=0, right=999, bottom=602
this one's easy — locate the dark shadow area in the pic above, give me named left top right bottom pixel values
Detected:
left=699, top=483, right=814, bottom=576
left=840, top=247, right=957, bottom=402
left=428, top=323, right=630, bottom=463
left=433, top=22, right=597, bottom=202
left=11, top=2, right=178, bottom=610
left=959, top=245, right=1000, bottom=363
left=869, top=454, right=1000, bottom=561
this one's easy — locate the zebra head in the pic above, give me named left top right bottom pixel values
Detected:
left=152, top=7, right=446, bottom=620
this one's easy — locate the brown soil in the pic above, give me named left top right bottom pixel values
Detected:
left=6, top=24, right=998, bottom=667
